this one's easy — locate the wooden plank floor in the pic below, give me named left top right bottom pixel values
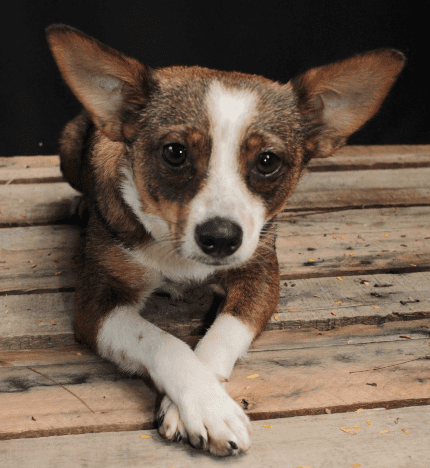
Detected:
left=1, top=146, right=430, bottom=467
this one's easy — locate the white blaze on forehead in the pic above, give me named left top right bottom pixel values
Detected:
left=182, top=81, right=266, bottom=263
left=207, top=81, right=257, bottom=180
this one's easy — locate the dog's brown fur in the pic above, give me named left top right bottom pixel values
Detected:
left=46, top=23, right=405, bottom=455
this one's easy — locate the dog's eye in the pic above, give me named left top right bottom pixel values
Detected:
left=254, top=152, right=281, bottom=176
left=162, top=143, right=188, bottom=167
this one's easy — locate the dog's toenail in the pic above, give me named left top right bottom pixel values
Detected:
left=199, top=435, right=207, bottom=449
left=229, top=440, right=238, bottom=450
left=157, top=413, right=165, bottom=427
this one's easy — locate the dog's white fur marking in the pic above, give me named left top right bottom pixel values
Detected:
left=157, top=313, right=255, bottom=450
left=113, top=82, right=261, bottom=454
left=182, top=81, right=266, bottom=264
left=120, top=166, right=217, bottom=283
left=120, top=82, right=266, bottom=271
left=97, top=305, right=251, bottom=454
left=120, top=165, right=171, bottom=241
left=194, top=314, right=254, bottom=379
left=97, top=305, right=204, bottom=393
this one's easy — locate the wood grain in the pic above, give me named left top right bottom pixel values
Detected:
left=1, top=206, right=429, bottom=293
left=2, top=146, right=430, bottom=183
left=1, top=321, right=429, bottom=440
left=2, top=168, right=430, bottom=226
left=2, top=271, right=430, bottom=350
left=1, top=406, right=429, bottom=468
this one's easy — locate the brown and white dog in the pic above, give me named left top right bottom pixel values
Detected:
left=46, top=24, right=404, bottom=456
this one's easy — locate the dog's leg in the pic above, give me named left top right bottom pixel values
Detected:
left=76, top=225, right=252, bottom=456
left=158, top=232, right=279, bottom=449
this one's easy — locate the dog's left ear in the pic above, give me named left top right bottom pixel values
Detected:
left=292, top=49, right=405, bottom=158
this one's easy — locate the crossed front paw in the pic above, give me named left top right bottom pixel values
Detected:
left=157, top=386, right=252, bottom=456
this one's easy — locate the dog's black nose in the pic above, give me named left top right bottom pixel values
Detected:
left=195, top=217, right=243, bottom=258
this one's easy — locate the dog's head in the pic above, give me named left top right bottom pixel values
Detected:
left=47, top=25, right=404, bottom=272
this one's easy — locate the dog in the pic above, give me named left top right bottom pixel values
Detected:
left=46, top=24, right=405, bottom=456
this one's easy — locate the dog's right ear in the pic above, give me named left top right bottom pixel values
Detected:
left=46, top=24, right=157, bottom=142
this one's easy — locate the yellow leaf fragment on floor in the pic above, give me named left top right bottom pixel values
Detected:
left=337, top=277, right=343, bottom=281
left=352, top=464, right=361, bottom=468
left=297, top=465, right=312, bottom=468
left=364, top=282, right=370, bottom=286
left=373, top=306, right=380, bottom=309
left=355, top=408, right=364, bottom=413
left=366, top=420, right=372, bottom=425
left=340, top=426, right=356, bottom=435
left=379, top=430, right=389, bottom=434
left=140, top=434, right=151, bottom=439
left=263, top=425, right=273, bottom=428
left=308, top=258, right=314, bottom=262
left=353, top=426, right=361, bottom=430
left=274, top=315, right=279, bottom=321
left=245, top=386, right=251, bottom=389
left=247, top=374, right=259, bottom=379
left=402, top=427, right=409, bottom=434
left=334, top=301, right=343, bottom=305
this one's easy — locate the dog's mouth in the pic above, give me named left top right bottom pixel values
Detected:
left=191, top=255, right=237, bottom=267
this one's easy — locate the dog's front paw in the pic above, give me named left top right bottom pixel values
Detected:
left=157, top=386, right=251, bottom=456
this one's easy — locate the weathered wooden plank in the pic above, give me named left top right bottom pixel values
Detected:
left=2, top=272, right=429, bottom=350
left=0, top=168, right=62, bottom=185
left=308, top=144, right=430, bottom=170
left=2, top=167, right=430, bottom=226
left=276, top=206, right=430, bottom=278
left=1, top=406, right=428, bottom=468
left=0, top=156, right=62, bottom=185
left=0, top=183, right=79, bottom=226
left=1, top=321, right=429, bottom=440
left=0, top=285, right=218, bottom=350
left=0, top=225, right=80, bottom=292
left=275, top=271, right=430, bottom=329
left=286, top=167, right=430, bottom=211
left=1, top=206, right=429, bottom=292
left=2, top=146, right=430, bottom=183
left=0, top=292, right=76, bottom=350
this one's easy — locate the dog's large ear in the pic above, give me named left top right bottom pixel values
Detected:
left=46, top=24, right=156, bottom=142
left=292, top=49, right=405, bottom=158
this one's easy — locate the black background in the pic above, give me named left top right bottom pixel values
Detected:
left=1, top=0, right=428, bottom=156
